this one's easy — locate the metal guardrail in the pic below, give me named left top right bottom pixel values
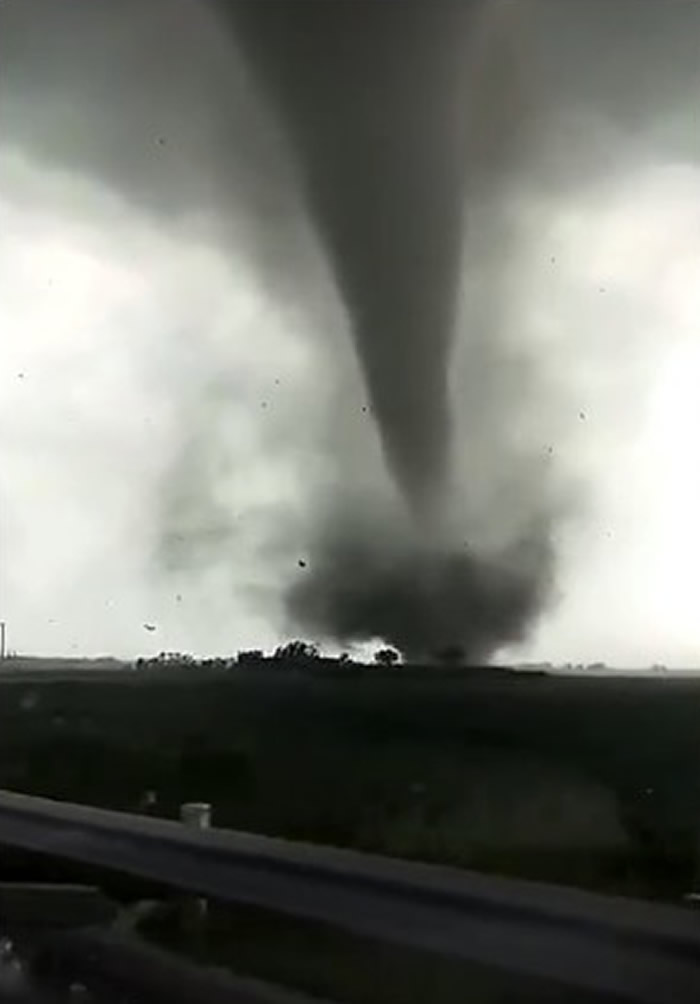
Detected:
left=0, top=789, right=698, bottom=1002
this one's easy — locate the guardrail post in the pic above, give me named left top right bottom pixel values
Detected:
left=179, top=803, right=211, bottom=942
left=180, top=802, right=211, bottom=831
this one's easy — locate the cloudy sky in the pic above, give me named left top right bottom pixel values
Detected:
left=0, top=0, right=699, bottom=666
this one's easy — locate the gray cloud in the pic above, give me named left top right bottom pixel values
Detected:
left=1, top=0, right=699, bottom=660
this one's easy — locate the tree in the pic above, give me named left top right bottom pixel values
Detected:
left=237, top=649, right=264, bottom=668
left=274, top=640, right=320, bottom=663
left=374, top=647, right=400, bottom=667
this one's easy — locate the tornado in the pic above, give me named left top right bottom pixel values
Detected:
left=4, top=0, right=696, bottom=661
left=227, top=0, right=552, bottom=659
left=228, top=0, right=477, bottom=518
left=2, top=0, right=550, bottom=661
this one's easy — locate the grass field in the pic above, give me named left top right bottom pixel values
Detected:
left=0, top=662, right=698, bottom=895
left=0, top=661, right=698, bottom=1001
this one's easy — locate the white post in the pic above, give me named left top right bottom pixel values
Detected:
left=179, top=802, right=211, bottom=830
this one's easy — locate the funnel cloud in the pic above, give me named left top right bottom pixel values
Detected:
left=229, top=1, right=477, bottom=514
left=3, top=0, right=698, bottom=660
left=229, top=0, right=553, bottom=657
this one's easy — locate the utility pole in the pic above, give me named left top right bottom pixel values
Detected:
left=0, top=621, right=6, bottom=660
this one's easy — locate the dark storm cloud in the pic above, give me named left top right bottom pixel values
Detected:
left=226, top=0, right=553, bottom=658
left=0, top=0, right=303, bottom=270
left=227, top=0, right=700, bottom=658
left=4, top=0, right=699, bottom=659
left=227, top=0, right=484, bottom=515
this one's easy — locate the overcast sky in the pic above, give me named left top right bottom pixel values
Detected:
left=1, top=0, right=699, bottom=666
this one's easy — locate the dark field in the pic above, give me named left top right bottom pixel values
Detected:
left=1, top=664, right=699, bottom=1002
left=0, top=664, right=698, bottom=895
